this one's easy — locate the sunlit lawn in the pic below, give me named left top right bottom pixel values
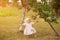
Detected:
left=0, top=6, right=60, bottom=40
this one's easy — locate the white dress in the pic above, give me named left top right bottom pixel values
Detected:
left=23, top=22, right=36, bottom=35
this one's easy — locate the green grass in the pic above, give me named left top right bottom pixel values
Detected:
left=0, top=6, right=60, bottom=40
left=0, top=6, right=22, bottom=16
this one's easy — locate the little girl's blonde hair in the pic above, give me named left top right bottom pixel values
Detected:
left=24, top=18, right=30, bottom=23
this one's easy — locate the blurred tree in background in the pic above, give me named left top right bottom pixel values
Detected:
left=52, top=0, right=60, bottom=17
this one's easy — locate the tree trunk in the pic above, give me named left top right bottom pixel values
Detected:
left=19, top=0, right=26, bottom=32
left=20, top=7, right=26, bottom=24
left=21, top=0, right=26, bottom=25
left=47, top=22, right=60, bottom=37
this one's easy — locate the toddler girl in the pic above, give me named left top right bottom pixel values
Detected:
left=22, top=18, right=36, bottom=37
